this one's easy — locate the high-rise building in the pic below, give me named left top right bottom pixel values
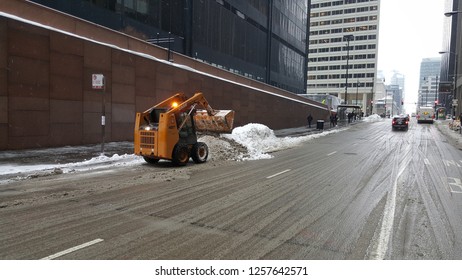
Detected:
left=440, top=0, right=461, bottom=115
left=307, top=0, right=380, bottom=112
left=418, top=58, right=441, bottom=107
left=30, top=0, right=310, bottom=94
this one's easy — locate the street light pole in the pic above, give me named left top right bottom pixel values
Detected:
left=344, top=34, right=354, bottom=105
left=370, top=77, right=374, bottom=116
left=356, top=78, right=359, bottom=105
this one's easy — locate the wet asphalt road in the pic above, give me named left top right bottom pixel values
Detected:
left=1, top=118, right=462, bottom=259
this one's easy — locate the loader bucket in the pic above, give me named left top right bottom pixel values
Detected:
left=194, top=110, right=235, bottom=133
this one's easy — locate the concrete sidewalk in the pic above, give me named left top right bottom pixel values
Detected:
left=434, top=119, right=462, bottom=150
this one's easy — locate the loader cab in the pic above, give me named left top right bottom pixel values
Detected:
left=177, top=111, right=198, bottom=144
left=149, top=108, right=167, bottom=127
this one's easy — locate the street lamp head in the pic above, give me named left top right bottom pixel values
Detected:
left=343, top=34, right=354, bottom=41
left=445, top=11, right=462, bottom=17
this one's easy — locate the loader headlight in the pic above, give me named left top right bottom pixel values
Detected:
left=141, top=124, right=155, bottom=131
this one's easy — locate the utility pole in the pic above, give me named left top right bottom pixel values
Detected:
left=343, top=34, right=354, bottom=105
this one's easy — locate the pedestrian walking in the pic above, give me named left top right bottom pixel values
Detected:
left=307, top=114, right=313, bottom=128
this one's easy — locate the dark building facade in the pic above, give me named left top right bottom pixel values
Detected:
left=31, top=0, right=310, bottom=94
left=440, top=0, right=461, bottom=114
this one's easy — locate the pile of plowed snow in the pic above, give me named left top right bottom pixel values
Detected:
left=199, top=123, right=346, bottom=161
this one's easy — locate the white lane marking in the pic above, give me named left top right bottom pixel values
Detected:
left=444, top=160, right=461, bottom=167
left=266, top=169, right=291, bottom=179
left=327, top=151, right=337, bottom=156
left=41, top=238, right=104, bottom=260
left=448, top=177, right=462, bottom=194
left=424, top=158, right=430, bottom=165
left=372, top=155, right=409, bottom=260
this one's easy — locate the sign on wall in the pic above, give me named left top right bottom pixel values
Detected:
left=92, top=74, right=105, bottom=90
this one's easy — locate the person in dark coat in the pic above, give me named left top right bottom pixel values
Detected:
left=307, top=114, right=313, bottom=128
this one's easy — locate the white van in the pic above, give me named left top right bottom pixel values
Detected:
left=416, top=107, right=434, bottom=123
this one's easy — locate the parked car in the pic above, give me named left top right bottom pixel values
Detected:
left=392, top=115, right=409, bottom=131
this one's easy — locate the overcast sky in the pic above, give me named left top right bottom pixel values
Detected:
left=377, top=0, right=446, bottom=112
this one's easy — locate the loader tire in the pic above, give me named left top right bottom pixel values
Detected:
left=192, top=142, right=208, bottom=164
left=172, top=144, right=190, bottom=166
left=143, top=156, right=159, bottom=164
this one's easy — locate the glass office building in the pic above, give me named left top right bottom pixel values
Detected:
left=31, top=0, right=310, bottom=94
left=308, top=0, right=380, bottom=111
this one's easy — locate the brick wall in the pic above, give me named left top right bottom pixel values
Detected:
left=0, top=2, right=328, bottom=150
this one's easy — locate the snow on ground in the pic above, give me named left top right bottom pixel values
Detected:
left=0, top=154, right=144, bottom=176
left=0, top=123, right=348, bottom=182
left=222, top=123, right=347, bottom=160
left=363, top=114, right=382, bottom=122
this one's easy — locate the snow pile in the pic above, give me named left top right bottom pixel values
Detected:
left=197, top=135, right=248, bottom=161
left=223, top=123, right=346, bottom=160
left=0, top=154, right=143, bottom=177
left=363, top=114, right=382, bottom=122
left=225, top=124, right=277, bottom=160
